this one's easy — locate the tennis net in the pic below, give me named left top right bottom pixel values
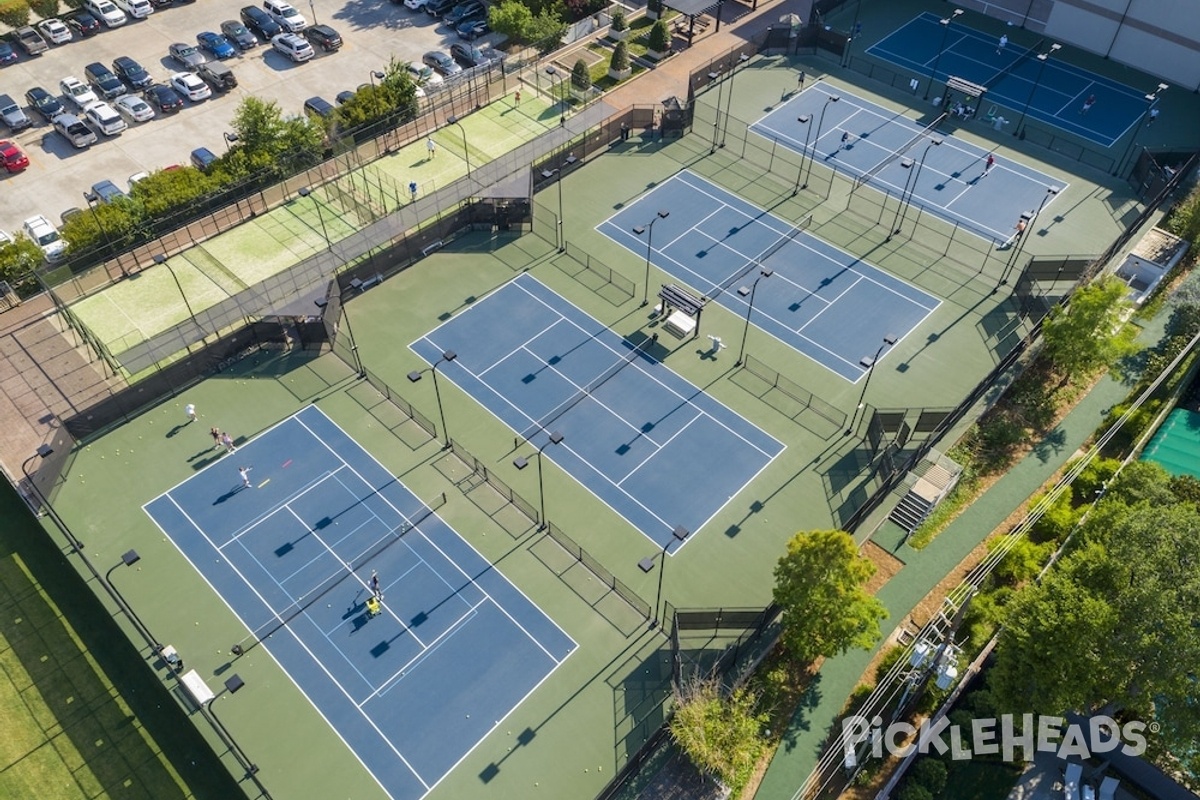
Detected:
left=243, top=492, right=447, bottom=647
left=985, top=37, right=1046, bottom=90
left=852, top=113, right=948, bottom=192
left=515, top=335, right=656, bottom=448
left=708, top=215, right=812, bottom=302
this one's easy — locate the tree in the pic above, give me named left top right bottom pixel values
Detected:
left=28, top=0, right=58, bottom=17
left=772, top=529, right=887, bottom=664
left=570, top=58, right=591, bottom=91
left=527, top=9, right=565, bottom=51
left=991, top=472, right=1200, bottom=768
left=648, top=19, right=670, bottom=53
left=609, top=7, right=625, bottom=31
left=670, top=677, right=767, bottom=794
left=0, top=236, right=42, bottom=298
left=488, top=0, right=533, bottom=40
left=0, top=1, right=30, bottom=26
left=1040, top=275, right=1137, bottom=381
left=609, top=41, right=630, bottom=73
left=129, top=166, right=218, bottom=217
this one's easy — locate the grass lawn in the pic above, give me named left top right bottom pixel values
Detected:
left=944, top=758, right=1024, bottom=800
left=0, top=480, right=240, bottom=800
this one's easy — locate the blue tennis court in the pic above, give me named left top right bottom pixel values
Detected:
left=750, top=84, right=1068, bottom=242
left=144, top=405, right=574, bottom=800
left=867, top=12, right=1151, bottom=147
left=411, top=274, right=783, bottom=550
left=597, top=170, right=939, bottom=381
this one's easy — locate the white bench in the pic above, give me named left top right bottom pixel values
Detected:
left=663, top=309, right=696, bottom=338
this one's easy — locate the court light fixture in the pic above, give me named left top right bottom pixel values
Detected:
left=803, top=95, right=839, bottom=190
left=642, top=525, right=690, bottom=629
left=106, top=549, right=163, bottom=653
left=446, top=114, right=472, bottom=178
left=845, top=334, right=897, bottom=437
left=408, top=351, right=458, bottom=449
left=735, top=268, right=772, bottom=366
left=514, top=431, right=564, bottom=531
left=152, top=253, right=205, bottom=335
left=926, top=9, right=964, bottom=100
left=633, top=210, right=671, bottom=307
left=792, top=113, right=813, bottom=195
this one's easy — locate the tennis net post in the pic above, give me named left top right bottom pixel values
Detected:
left=708, top=214, right=812, bottom=303
left=852, top=113, right=948, bottom=194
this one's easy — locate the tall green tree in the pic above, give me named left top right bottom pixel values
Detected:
left=772, top=529, right=887, bottom=664
left=488, top=0, right=533, bottom=40
left=1040, top=275, right=1136, bottom=381
left=991, top=464, right=1200, bottom=771
left=0, top=236, right=43, bottom=297
left=670, top=678, right=767, bottom=794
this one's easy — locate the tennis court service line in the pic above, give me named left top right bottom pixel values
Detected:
left=365, top=600, right=485, bottom=704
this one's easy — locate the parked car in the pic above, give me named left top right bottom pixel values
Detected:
left=303, top=95, right=335, bottom=119
left=115, top=93, right=154, bottom=122
left=14, top=26, right=49, bottom=55
left=271, top=32, right=313, bottom=62
left=84, top=0, right=127, bottom=27
left=0, top=94, right=32, bottom=132
left=422, top=50, right=462, bottom=76
left=403, top=0, right=427, bottom=9
left=83, top=100, right=127, bottom=135
left=455, top=17, right=489, bottom=40
left=149, top=0, right=172, bottom=8
left=23, top=215, right=68, bottom=261
left=60, top=77, right=99, bottom=111
left=168, top=42, right=206, bottom=70
left=127, top=171, right=149, bottom=188
left=263, top=0, right=306, bottom=31
left=64, top=11, right=102, bottom=37
left=143, top=83, right=184, bottom=113
left=220, top=20, right=258, bottom=50
left=84, top=62, right=127, bottom=100
left=443, top=0, right=485, bottom=25
left=449, top=42, right=495, bottom=67
left=169, top=72, right=211, bottom=102
left=25, top=87, right=64, bottom=121
left=0, top=42, right=17, bottom=66
left=112, top=56, right=153, bottom=89
left=240, top=6, right=282, bottom=40
left=424, top=0, right=456, bottom=16
left=190, top=146, right=218, bottom=171
left=89, top=179, right=126, bottom=203
left=197, top=61, right=238, bottom=91
left=0, top=140, right=29, bottom=172
left=303, top=24, right=341, bottom=52
left=197, top=31, right=236, bottom=59
left=36, top=18, right=73, bottom=45
left=335, top=89, right=355, bottom=104
left=113, top=0, right=153, bottom=19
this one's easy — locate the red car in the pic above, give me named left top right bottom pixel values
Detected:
left=0, top=140, right=29, bottom=172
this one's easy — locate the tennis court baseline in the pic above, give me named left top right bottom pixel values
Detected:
left=867, top=13, right=1151, bottom=147
left=411, top=274, right=783, bottom=551
left=597, top=171, right=939, bottom=381
left=144, top=405, right=574, bottom=800
left=750, top=83, right=1068, bottom=241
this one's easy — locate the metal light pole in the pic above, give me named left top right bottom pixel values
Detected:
left=446, top=114, right=471, bottom=178
left=887, top=156, right=919, bottom=239
left=845, top=334, right=897, bottom=437
left=925, top=9, right=963, bottom=100
left=21, top=444, right=81, bottom=550
left=222, top=131, right=239, bottom=150
left=152, top=254, right=206, bottom=336
left=84, top=190, right=117, bottom=267
left=297, top=186, right=333, bottom=257
left=894, top=137, right=942, bottom=237
left=105, top=549, right=162, bottom=652
left=719, top=52, right=750, bottom=148
left=803, top=95, right=840, bottom=190
left=1014, top=43, right=1060, bottom=137
left=204, top=675, right=264, bottom=784
left=541, top=167, right=563, bottom=252
left=638, top=525, right=689, bottom=629
left=1003, top=185, right=1059, bottom=279
left=513, top=431, right=564, bottom=530
left=791, top=114, right=812, bottom=195
left=314, top=294, right=364, bottom=377
left=708, top=65, right=725, bottom=154
left=735, top=267, right=772, bottom=365
left=407, top=350, right=458, bottom=449
left=633, top=210, right=670, bottom=307
left=368, top=69, right=384, bottom=88
left=1116, top=83, right=1168, bottom=177
left=545, top=65, right=565, bottom=126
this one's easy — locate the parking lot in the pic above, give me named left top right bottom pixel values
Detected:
left=0, top=0, right=481, bottom=238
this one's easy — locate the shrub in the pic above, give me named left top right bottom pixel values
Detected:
left=1028, top=489, right=1080, bottom=544
left=897, top=783, right=934, bottom=800
left=609, top=7, right=625, bottom=30
left=0, top=0, right=31, bottom=26
left=570, top=58, right=591, bottom=90
left=909, top=758, right=948, bottom=795
left=648, top=19, right=669, bottom=52
left=873, top=645, right=905, bottom=684
left=27, top=0, right=57, bottom=17
left=669, top=678, right=767, bottom=795
left=610, top=40, right=630, bottom=72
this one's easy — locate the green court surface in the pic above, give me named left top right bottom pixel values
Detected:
left=45, top=41, right=1185, bottom=800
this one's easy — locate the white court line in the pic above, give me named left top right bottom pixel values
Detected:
left=616, top=411, right=703, bottom=487
left=795, top=274, right=864, bottom=335
left=1056, top=81, right=1094, bottom=116
left=359, top=599, right=485, bottom=705
left=657, top=205, right=730, bottom=253
left=475, top=314, right=562, bottom=379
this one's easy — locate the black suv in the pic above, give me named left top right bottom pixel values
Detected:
left=84, top=62, right=127, bottom=101
left=113, top=56, right=153, bottom=89
left=25, top=86, right=64, bottom=122
left=425, top=0, right=456, bottom=16
left=303, top=24, right=341, bottom=51
left=240, top=6, right=282, bottom=40
left=443, top=0, right=484, bottom=24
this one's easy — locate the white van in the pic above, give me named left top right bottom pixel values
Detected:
left=114, top=0, right=153, bottom=18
